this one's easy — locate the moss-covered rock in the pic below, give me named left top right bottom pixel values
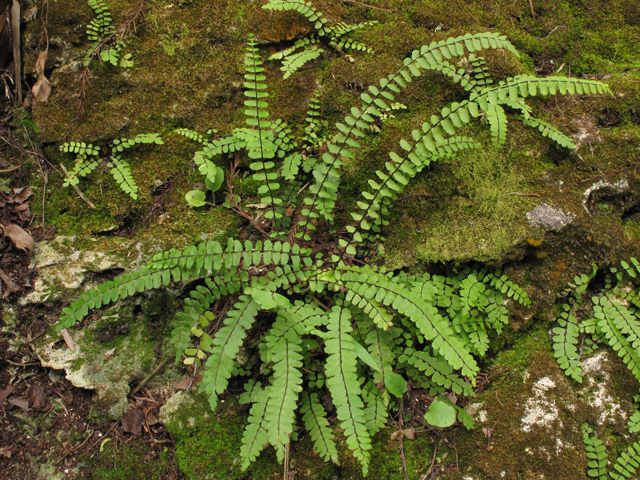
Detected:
left=447, top=328, right=639, bottom=479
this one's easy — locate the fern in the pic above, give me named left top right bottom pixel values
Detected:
left=60, top=134, right=163, bottom=200
left=83, top=0, right=132, bottom=69
left=263, top=0, right=376, bottom=78
left=86, top=0, right=114, bottom=41
left=57, top=10, right=613, bottom=475
left=300, top=392, right=339, bottom=465
left=581, top=423, right=640, bottom=479
left=324, top=305, right=371, bottom=474
left=583, top=424, right=609, bottom=479
left=552, top=303, right=583, bottom=382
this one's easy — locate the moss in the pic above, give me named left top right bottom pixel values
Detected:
left=162, top=393, right=279, bottom=480
left=93, top=439, right=170, bottom=480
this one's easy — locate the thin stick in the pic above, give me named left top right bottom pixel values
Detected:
left=22, top=125, right=48, bottom=225
left=128, top=357, right=169, bottom=398
left=54, top=428, right=98, bottom=465
left=528, top=0, right=536, bottom=20
left=0, top=158, right=33, bottom=172
left=58, top=163, right=97, bottom=209
left=284, top=441, right=290, bottom=480
left=342, top=0, right=391, bottom=12
left=11, top=0, right=21, bottom=102
left=421, top=441, right=437, bottom=479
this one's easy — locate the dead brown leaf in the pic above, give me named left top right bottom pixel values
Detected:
left=122, top=407, right=143, bottom=436
left=32, top=50, right=52, bottom=103
left=28, top=385, right=49, bottom=412
left=60, top=329, right=76, bottom=352
left=2, top=223, right=35, bottom=254
left=8, top=396, right=29, bottom=412
left=0, top=384, right=15, bottom=415
left=0, top=268, right=20, bottom=298
left=11, top=186, right=32, bottom=204
left=0, top=446, right=11, bottom=458
left=403, top=427, right=415, bottom=440
left=145, top=411, right=159, bottom=426
left=172, top=372, right=202, bottom=391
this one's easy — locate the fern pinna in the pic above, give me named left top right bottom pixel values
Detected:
left=58, top=6, right=610, bottom=474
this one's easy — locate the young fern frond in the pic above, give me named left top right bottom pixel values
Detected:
left=86, top=0, right=114, bottom=41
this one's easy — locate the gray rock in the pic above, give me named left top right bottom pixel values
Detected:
left=526, top=203, right=575, bottom=229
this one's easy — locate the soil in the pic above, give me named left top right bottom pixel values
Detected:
left=0, top=322, right=185, bottom=480
left=0, top=190, right=184, bottom=479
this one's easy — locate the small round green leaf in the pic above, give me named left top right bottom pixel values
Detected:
left=385, top=372, right=408, bottom=398
left=424, top=398, right=456, bottom=428
left=185, top=190, right=206, bottom=207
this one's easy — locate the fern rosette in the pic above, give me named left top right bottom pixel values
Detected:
left=57, top=3, right=615, bottom=474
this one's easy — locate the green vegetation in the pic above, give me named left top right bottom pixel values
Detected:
left=51, top=0, right=616, bottom=473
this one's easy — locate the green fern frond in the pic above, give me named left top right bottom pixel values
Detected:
left=62, top=154, right=102, bottom=187
left=86, top=0, right=114, bottom=40
left=362, top=381, right=388, bottom=434
left=300, top=32, right=519, bottom=233
left=244, top=36, right=282, bottom=223
left=175, top=128, right=205, bottom=143
left=263, top=0, right=328, bottom=28
left=399, top=348, right=473, bottom=396
left=325, top=305, right=371, bottom=474
left=595, top=297, right=640, bottom=383
left=300, top=392, right=339, bottom=465
left=552, top=304, right=583, bottom=382
left=522, top=117, right=576, bottom=149
left=468, top=55, right=493, bottom=88
left=610, top=441, right=640, bottom=480
left=325, top=21, right=376, bottom=39
left=363, top=326, right=396, bottom=384
left=199, top=296, right=261, bottom=410
left=485, top=103, right=508, bottom=147
left=60, top=142, right=100, bottom=156
left=264, top=314, right=304, bottom=460
left=107, top=156, right=138, bottom=200
left=241, top=383, right=271, bottom=469
left=582, top=423, right=609, bottom=479
left=280, top=46, right=324, bottom=79
left=335, top=266, right=479, bottom=379
left=629, top=410, right=640, bottom=433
